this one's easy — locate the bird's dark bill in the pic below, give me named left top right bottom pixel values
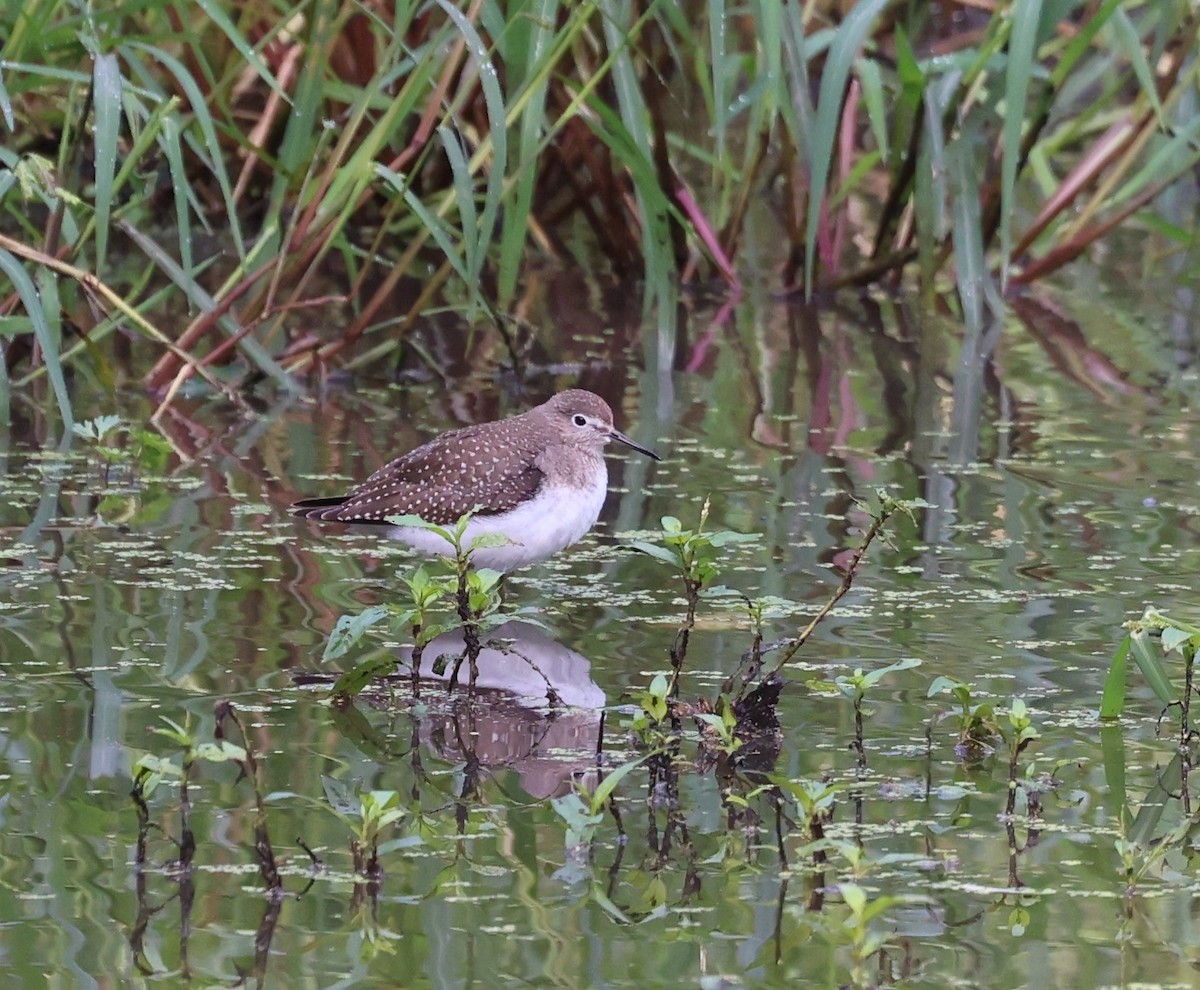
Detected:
left=610, top=428, right=661, bottom=461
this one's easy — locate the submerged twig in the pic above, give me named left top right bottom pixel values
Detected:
left=765, top=495, right=901, bottom=679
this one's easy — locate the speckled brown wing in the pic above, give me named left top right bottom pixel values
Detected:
left=293, top=419, right=546, bottom=527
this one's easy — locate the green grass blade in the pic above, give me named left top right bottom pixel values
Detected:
left=0, top=248, right=73, bottom=429
left=1051, top=0, right=1121, bottom=86
left=117, top=222, right=301, bottom=393
left=160, top=114, right=194, bottom=307
left=856, top=56, right=888, bottom=161
left=376, top=164, right=478, bottom=309
left=91, top=51, right=122, bottom=278
left=999, top=0, right=1044, bottom=287
left=915, top=85, right=950, bottom=289
left=437, top=0, right=506, bottom=316
left=0, top=336, right=10, bottom=429
left=777, top=0, right=811, bottom=144
left=122, top=42, right=246, bottom=260
left=1128, top=627, right=1177, bottom=709
left=193, top=0, right=287, bottom=101
left=1098, top=725, right=1128, bottom=827
left=708, top=0, right=728, bottom=164
left=496, top=0, right=560, bottom=306
left=948, top=123, right=996, bottom=334
left=1109, top=6, right=1164, bottom=125
left=599, top=0, right=675, bottom=312
left=438, top=125, right=480, bottom=300
left=273, top=21, right=325, bottom=194
left=802, top=0, right=890, bottom=296
left=1099, top=633, right=1130, bottom=719
left=0, top=58, right=14, bottom=130
left=1110, top=114, right=1200, bottom=209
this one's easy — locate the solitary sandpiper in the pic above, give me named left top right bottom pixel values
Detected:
left=292, top=389, right=661, bottom=571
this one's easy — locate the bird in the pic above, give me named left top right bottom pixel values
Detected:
left=292, top=389, right=661, bottom=571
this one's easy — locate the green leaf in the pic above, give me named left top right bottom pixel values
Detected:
left=333, top=656, right=397, bottom=698
left=1161, top=626, right=1194, bottom=656
left=1128, top=628, right=1177, bottom=708
left=859, top=657, right=921, bottom=688
left=134, top=754, right=182, bottom=786
left=122, top=42, right=245, bottom=259
left=927, top=675, right=965, bottom=698
left=894, top=24, right=924, bottom=92
left=0, top=315, right=32, bottom=338
left=0, top=249, right=73, bottom=429
left=587, top=756, right=645, bottom=813
left=406, top=565, right=432, bottom=595
left=1098, top=724, right=1129, bottom=826
left=1128, top=752, right=1179, bottom=846
left=0, top=58, right=13, bottom=130
left=73, top=414, right=123, bottom=441
left=91, top=51, right=122, bottom=277
left=1109, top=7, right=1163, bottom=126
left=999, top=0, right=1044, bottom=285
left=856, top=55, right=888, bottom=161
left=470, top=566, right=504, bottom=592
left=194, top=0, right=289, bottom=101
left=705, top=530, right=760, bottom=547
left=839, top=881, right=866, bottom=917
left=624, top=540, right=681, bottom=567
left=1099, top=633, right=1129, bottom=719
left=158, top=114, right=194, bottom=303
left=323, top=605, right=391, bottom=663
left=434, top=0, right=506, bottom=319
left=192, top=741, right=247, bottom=763
left=802, top=0, right=891, bottom=295
left=947, top=129, right=990, bottom=336
left=551, top=791, right=589, bottom=828
left=321, top=774, right=360, bottom=818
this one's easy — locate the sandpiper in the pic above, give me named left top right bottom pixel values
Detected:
left=292, top=389, right=661, bottom=571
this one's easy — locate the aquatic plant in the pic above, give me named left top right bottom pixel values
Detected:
left=625, top=497, right=757, bottom=692
left=3, top=1, right=1197, bottom=426
left=321, top=512, right=522, bottom=698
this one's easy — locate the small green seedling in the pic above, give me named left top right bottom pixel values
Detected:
left=626, top=498, right=757, bottom=690
left=928, top=675, right=1003, bottom=760
left=809, top=658, right=922, bottom=708
left=73, top=414, right=172, bottom=475
left=1003, top=698, right=1041, bottom=816
left=810, top=659, right=921, bottom=767
left=551, top=756, right=645, bottom=853
left=626, top=498, right=758, bottom=602
left=321, top=776, right=406, bottom=879
left=133, top=714, right=248, bottom=796
left=322, top=510, right=527, bottom=697
left=694, top=694, right=741, bottom=755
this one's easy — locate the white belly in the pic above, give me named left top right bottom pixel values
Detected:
left=385, top=481, right=608, bottom=572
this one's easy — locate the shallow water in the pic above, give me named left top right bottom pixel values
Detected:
left=3, top=267, right=1200, bottom=987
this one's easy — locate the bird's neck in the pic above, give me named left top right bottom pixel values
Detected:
left=536, top=445, right=607, bottom=490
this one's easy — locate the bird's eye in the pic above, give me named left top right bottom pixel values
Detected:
left=572, top=414, right=588, bottom=427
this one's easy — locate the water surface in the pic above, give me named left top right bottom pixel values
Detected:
left=2, top=269, right=1199, bottom=988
